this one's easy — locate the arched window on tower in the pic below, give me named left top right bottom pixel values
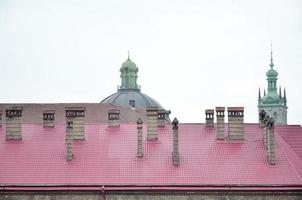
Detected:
left=273, top=112, right=278, bottom=123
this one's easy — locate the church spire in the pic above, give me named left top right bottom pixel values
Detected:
left=284, top=88, right=287, bottom=106
left=270, top=43, right=274, bottom=68
left=258, top=87, right=261, bottom=100
left=279, top=86, right=282, bottom=98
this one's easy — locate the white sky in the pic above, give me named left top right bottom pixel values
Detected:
left=0, top=0, right=301, bottom=124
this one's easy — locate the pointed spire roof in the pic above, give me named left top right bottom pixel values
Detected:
left=258, top=88, right=261, bottom=100
left=266, top=44, right=278, bottom=78
left=270, top=43, right=274, bottom=68
left=279, top=86, right=282, bottom=98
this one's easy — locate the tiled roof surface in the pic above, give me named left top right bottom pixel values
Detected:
left=0, top=123, right=302, bottom=187
left=278, top=125, right=302, bottom=159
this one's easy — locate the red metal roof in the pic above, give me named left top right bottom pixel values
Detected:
left=0, top=123, right=302, bottom=190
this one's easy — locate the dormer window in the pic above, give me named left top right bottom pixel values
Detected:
left=129, top=100, right=135, bottom=108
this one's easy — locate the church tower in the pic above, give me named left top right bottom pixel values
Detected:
left=258, top=46, right=287, bottom=124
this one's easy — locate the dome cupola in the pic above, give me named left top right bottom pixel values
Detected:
left=119, top=52, right=139, bottom=90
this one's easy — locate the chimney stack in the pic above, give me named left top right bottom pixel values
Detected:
left=227, top=107, right=244, bottom=140
left=43, top=110, right=55, bottom=127
left=65, top=107, right=85, bottom=140
left=262, top=114, right=271, bottom=149
left=137, top=118, right=143, bottom=157
left=0, top=110, right=2, bottom=127
left=157, top=109, right=166, bottom=127
left=66, top=119, right=73, bottom=161
left=172, top=118, right=180, bottom=166
left=215, top=107, right=225, bottom=140
left=266, top=118, right=276, bottom=165
left=205, top=109, right=214, bottom=127
left=146, top=107, right=158, bottom=140
left=108, top=109, right=120, bottom=128
left=5, top=107, right=23, bottom=140
left=259, top=112, right=276, bottom=165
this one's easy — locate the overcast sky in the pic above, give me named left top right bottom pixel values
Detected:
left=0, top=0, right=301, bottom=124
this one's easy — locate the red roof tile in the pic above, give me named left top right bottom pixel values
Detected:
left=0, top=123, right=302, bottom=189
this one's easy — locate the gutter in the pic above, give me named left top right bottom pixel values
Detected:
left=1, top=185, right=302, bottom=192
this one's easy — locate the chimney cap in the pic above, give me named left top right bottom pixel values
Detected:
left=43, top=110, right=55, bottom=114
left=157, top=109, right=166, bottom=114
left=65, top=107, right=85, bottom=111
left=172, top=117, right=179, bottom=127
left=259, top=110, right=267, bottom=121
left=6, top=106, right=23, bottom=111
left=215, top=107, right=225, bottom=111
left=227, top=107, right=244, bottom=111
left=146, top=107, right=158, bottom=116
left=137, top=118, right=143, bottom=125
left=108, top=109, right=120, bottom=114
left=205, top=109, right=214, bottom=114
left=146, top=107, right=159, bottom=112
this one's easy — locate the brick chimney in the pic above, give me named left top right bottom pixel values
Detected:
left=65, top=107, right=85, bottom=140
left=108, top=109, right=120, bottom=128
left=215, top=107, right=225, bottom=140
left=146, top=107, right=158, bottom=140
left=43, top=110, right=55, bottom=127
left=172, top=118, right=180, bottom=166
left=137, top=118, right=143, bottom=158
left=227, top=107, right=244, bottom=140
left=157, top=109, right=166, bottom=127
left=66, top=119, right=73, bottom=161
left=5, top=107, right=23, bottom=140
left=262, top=114, right=271, bottom=149
left=260, top=113, right=276, bottom=165
left=266, top=118, right=276, bottom=165
left=205, top=109, right=214, bottom=127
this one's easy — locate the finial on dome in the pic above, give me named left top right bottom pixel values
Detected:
left=270, top=43, right=274, bottom=68
left=127, top=50, right=130, bottom=60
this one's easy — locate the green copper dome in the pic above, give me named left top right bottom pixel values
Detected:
left=266, top=67, right=278, bottom=78
left=261, top=91, right=280, bottom=104
left=121, top=57, right=138, bottom=71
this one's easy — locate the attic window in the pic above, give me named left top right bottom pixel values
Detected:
left=129, top=100, right=135, bottom=108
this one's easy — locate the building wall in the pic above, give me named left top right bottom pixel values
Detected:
left=1, top=191, right=302, bottom=200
